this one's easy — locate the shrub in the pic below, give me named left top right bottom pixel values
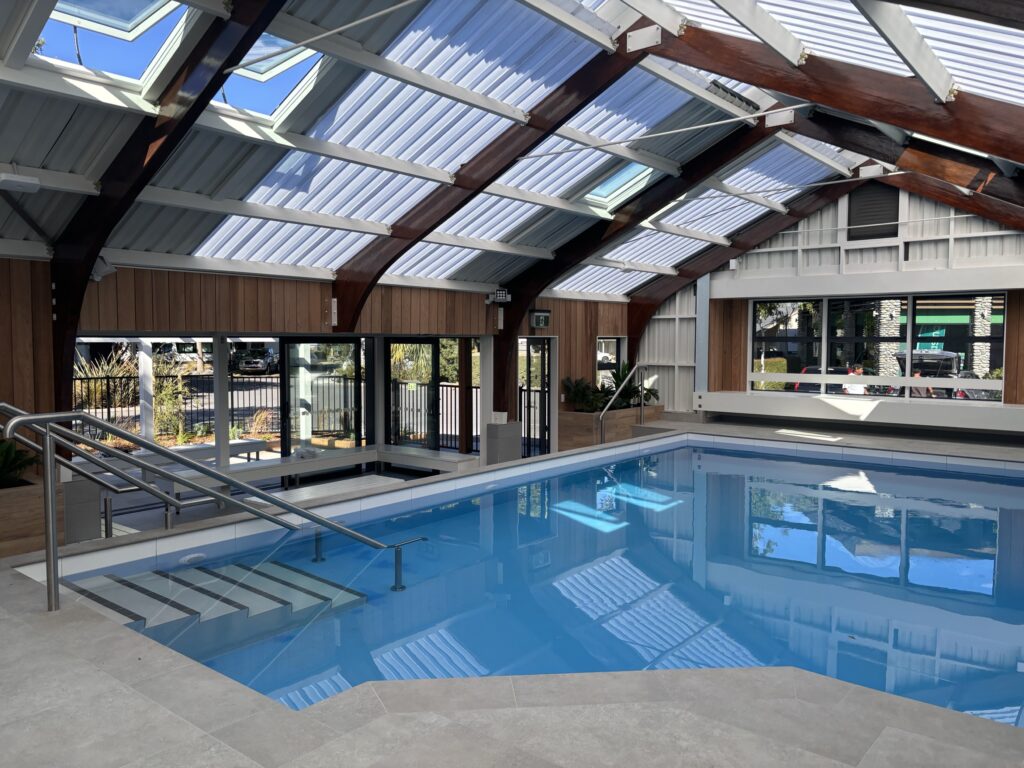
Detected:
left=73, top=350, right=139, bottom=409
left=0, top=439, right=37, bottom=488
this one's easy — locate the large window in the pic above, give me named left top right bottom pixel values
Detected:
left=747, top=293, right=1005, bottom=401
left=909, top=295, right=1004, bottom=400
left=751, top=300, right=822, bottom=391
left=827, top=297, right=907, bottom=396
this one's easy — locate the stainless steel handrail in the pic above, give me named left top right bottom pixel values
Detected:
left=3, top=405, right=426, bottom=610
left=598, top=363, right=648, bottom=444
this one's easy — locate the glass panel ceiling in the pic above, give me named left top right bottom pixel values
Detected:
left=554, top=265, right=653, bottom=295
left=387, top=243, right=484, bottom=280
left=194, top=222, right=378, bottom=271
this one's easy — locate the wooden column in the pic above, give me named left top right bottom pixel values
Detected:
left=458, top=337, right=473, bottom=455
left=1001, top=290, right=1024, bottom=405
left=708, top=299, right=749, bottom=392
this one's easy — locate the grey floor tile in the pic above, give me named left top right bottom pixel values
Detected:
left=71, top=624, right=193, bottom=684
left=836, top=686, right=1024, bottom=764
left=0, top=682, right=205, bottom=768
left=304, top=682, right=388, bottom=735
left=655, top=666, right=796, bottom=705
left=117, top=733, right=263, bottom=768
left=367, top=722, right=562, bottom=768
left=372, top=676, right=516, bottom=713
left=512, top=670, right=673, bottom=708
left=681, top=692, right=885, bottom=766
left=857, top=727, right=1023, bottom=768
left=134, top=663, right=280, bottom=733
left=211, top=707, right=340, bottom=768
left=282, top=712, right=451, bottom=768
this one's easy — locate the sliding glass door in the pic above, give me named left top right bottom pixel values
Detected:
left=284, top=341, right=368, bottom=455
left=385, top=339, right=440, bottom=449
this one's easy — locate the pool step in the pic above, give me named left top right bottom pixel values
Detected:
left=64, top=561, right=364, bottom=632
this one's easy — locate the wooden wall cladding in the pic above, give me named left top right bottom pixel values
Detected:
left=518, top=298, right=628, bottom=388
left=708, top=298, right=748, bottom=392
left=0, top=259, right=54, bottom=414
left=79, top=269, right=332, bottom=334
left=1004, top=290, right=1024, bottom=405
left=354, top=286, right=489, bottom=336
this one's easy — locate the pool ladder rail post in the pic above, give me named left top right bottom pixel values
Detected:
left=598, top=363, right=648, bottom=444
left=1, top=404, right=427, bottom=611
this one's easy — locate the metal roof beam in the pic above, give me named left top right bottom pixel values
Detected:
left=647, top=23, right=1024, bottom=165
left=541, top=288, right=630, bottom=303
left=617, top=0, right=687, bottom=36
left=0, top=238, right=49, bottom=259
left=513, top=0, right=619, bottom=51
left=849, top=0, right=956, bottom=102
left=640, top=220, right=732, bottom=245
left=704, top=177, right=789, bottom=213
left=2, top=0, right=56, bottom=68
left=100, top=249, right=334, bottom=280
left=707, top=0, right=807, bottom=67
left=583, top=256, right=678, bottom=274
left=140, top=8, right=216, bottom=102
left=639, top=58, right=757, bottom=123
left=775, top=131, right=855, bottom=177
left=421, top=232, right=552, bottom=260
left=555, top=125, right=680, bottom=176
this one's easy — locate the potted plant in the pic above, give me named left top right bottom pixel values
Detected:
left=559, top=369, right=662, bottom=449
left=0, top=439, right=36, bottom=488
left=0, top=439, right=62, bottom=558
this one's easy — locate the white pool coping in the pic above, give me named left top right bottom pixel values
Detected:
left=17, top=429, right=1024, bottom=583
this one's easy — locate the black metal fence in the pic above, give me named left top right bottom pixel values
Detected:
left=72, top=373, right=281, bottom=439
left=390, top=381, right=480, bottom=452
left=519, top=386, right=549, bottom=457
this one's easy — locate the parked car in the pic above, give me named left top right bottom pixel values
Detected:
left=237, top=347, right=279, bottom=375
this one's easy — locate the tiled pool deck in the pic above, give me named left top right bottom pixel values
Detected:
left=3, top=422, right=1024, bottom=767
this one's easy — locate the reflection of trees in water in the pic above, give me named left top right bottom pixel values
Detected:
left=748, top=487, right=818, bottom=557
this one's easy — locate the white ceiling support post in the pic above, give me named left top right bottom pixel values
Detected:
left=639, top=59, right=757, bottom=124
left=582, top=256, right=677, bottom=275
left=850, top=0, right=956, bottom=102
left=2, top=0, right=57, bottom=68
left=708, top=0, right=807, bottom=66
left=694, top=274, right=711, bottom=395
left=704, top=177, right=789, bottom=213
left=477, top=334, right=494, bottom=466
left=138, top=339, right=155, bottom=443
left=512, top=0, right=619, bottom=50
left=213, top=334, right=231, bottom=470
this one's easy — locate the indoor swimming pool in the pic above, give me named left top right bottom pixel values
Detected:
left=59, top=440, right=1024, bottom=727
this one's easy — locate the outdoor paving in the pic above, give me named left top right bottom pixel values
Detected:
left=1, top=563, right=1022, bottom=768
left=3, top=423, right=1024, bottom=767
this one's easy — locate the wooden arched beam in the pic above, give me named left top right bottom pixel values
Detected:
left=491, top=121, right=781, bottom=417
left=791, top=112, right=1024, bottom=213
left=331, top=25, right=650, bottom=332
left=647, top=24, right=1024, bottom=165
left=626, top=176, right=869, bottom=362
left=50, top=0, right=288, bottom=412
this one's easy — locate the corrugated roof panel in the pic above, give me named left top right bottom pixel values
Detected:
left=108, top=204, right=231, bottom=254
left=662, top=0, right=758, bottom=39
left=194, top=217, right=378, bottom=270
left=553, top=265, right=653, bottom=295
left=723, top=141, right=837, bottom=201
left=245, top=153, right=438, bottom=224
left=903, top=6, right=1024, bottom=107
left=449, top=253, right=539, bottom=284
left=495, top=135, right=613, bottom=198
left=384, top=0, right=598, bottom=111
left=0, top=86, right=142, bottom=174
left=387, top=242, right=483, bottom=279
left=306, top=73, right=513, bottom=172
left=0, top=189, right=84, bottom=241
left=512, top=211, right=593, bottom=249
left=784, top=133, right=859, bottom=171
left=151, top=132, right=285, bottom=196
left=283, top=0, right=428, bottom=50
left=438, top=194, right=544, bottom=240
left=598, top=229, right=707, bottom=267
left=757, top=0, right=912, bottom=74
left=568, top=68, right=694, bottom=141
left=658, top=191, right=766, bottom=236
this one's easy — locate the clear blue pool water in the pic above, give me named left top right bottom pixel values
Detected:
left=78, top=443, right=1024, bottom=726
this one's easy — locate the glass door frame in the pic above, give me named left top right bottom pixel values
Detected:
left=280, top=336, right=371, bottom=458
left=383, top=337, right=441, bottom=450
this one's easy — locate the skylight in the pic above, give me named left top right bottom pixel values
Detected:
left=585, top=163, right=655, bottom=208
left=52, top=0, right=177, bottom=39
left=216, top=44, right=322, bottom=116
left=39, top=3, right=184, bottom=79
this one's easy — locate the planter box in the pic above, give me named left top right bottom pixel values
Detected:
left=559, top=405, right=664, bottom=451
left=0, top=476, right=64, bottom=558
